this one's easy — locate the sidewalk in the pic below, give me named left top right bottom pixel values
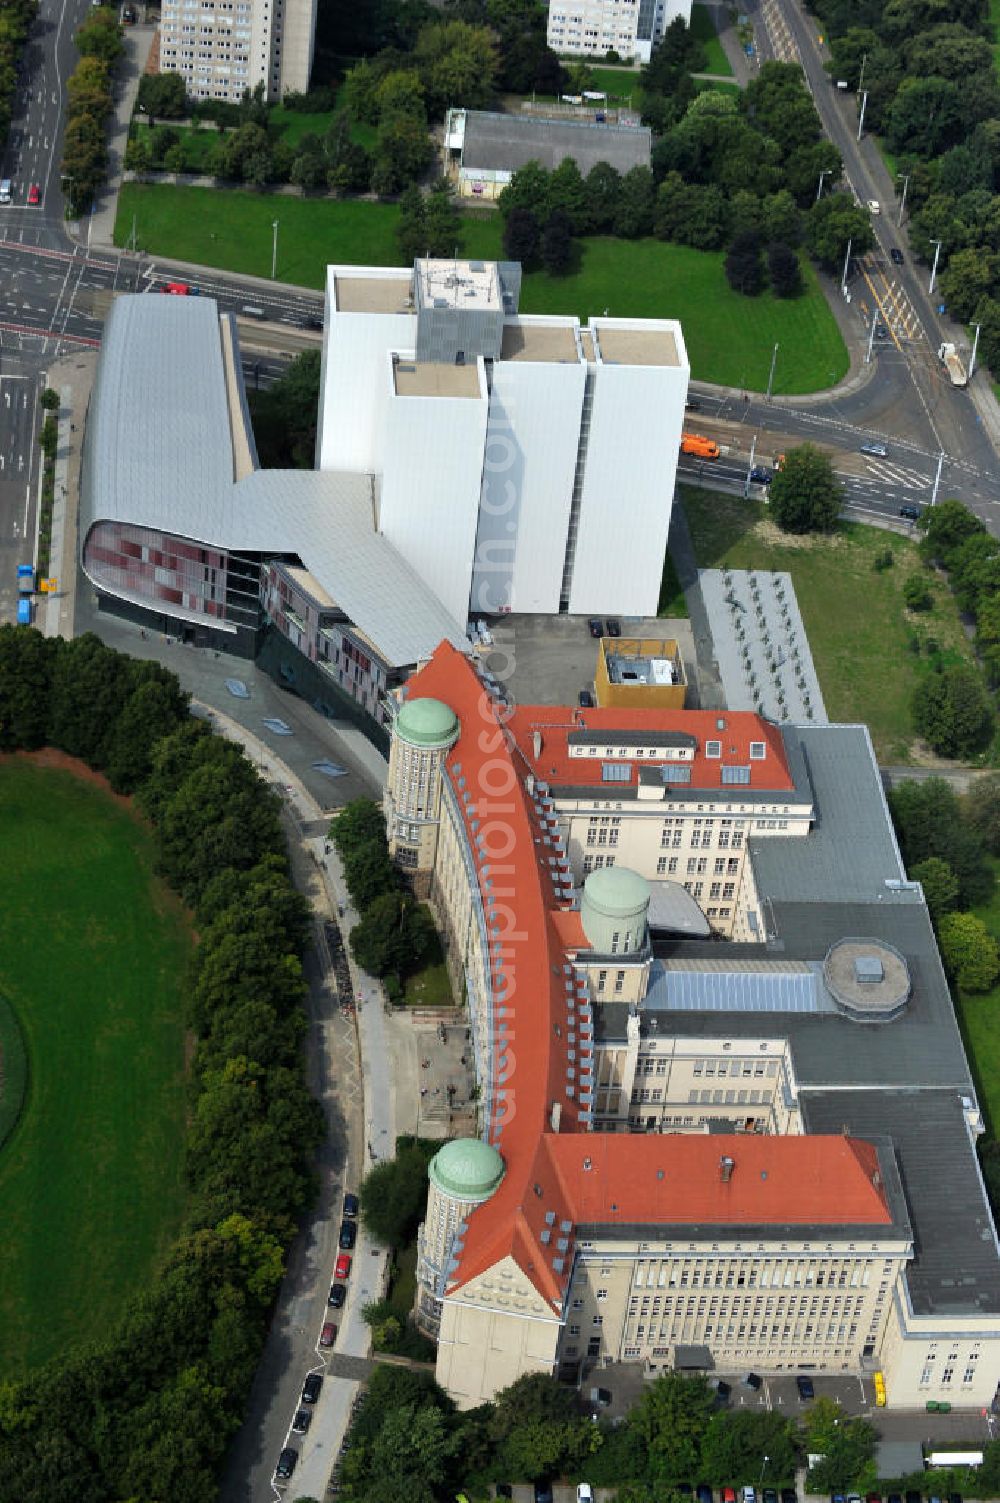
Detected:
left=40, top=350, right=96, bottom=636
left=81, top=24, right=156, bottom=250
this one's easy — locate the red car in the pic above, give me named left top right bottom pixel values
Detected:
left=320, top=1322, right=337, bottom=1348
left=27, top=184, right=39, bottom=205
left=334, top=1252, right=352, bottom=1280
left=163, top=281, right=190, bottom=295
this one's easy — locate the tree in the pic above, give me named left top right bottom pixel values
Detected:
left=396, top=183, right=427, bottom=263
left=498, top=159, right=550, bottom=220
left=768, top=444, right=842, bottom=534
left=413, top=18, right=499, bottom=116
left=890, top=777, right=993, bottom=907
left=887, top=75, right=963, bottom=157
left=912, top=665, right=994, bottom=760
left=805, top=193, right=873, bottom=272
left=423, top=177, right=462, bottom=256
left=938, top=911, right=1000, bottom=992
left=375, top=67, right=426, bottom=122
left=40, top=387, right=59, bottom=412
left=767, top=241, right=802, bottom=297
left=725, top=229, right=765, bottom=295
left=964, top=774, right=1000, bottom=855
left=502, top=205, right=540, bottom=265
left=359, top=1140, right=436, bottom=1245
left=547, top=156, right=588, bottom=233
left=617, top=165, right=656, bottom=237
left=919, top=498, right=985, bottom=568
left=584, top=161, right=622, bottom=233
left=938, top=246, right=999, bottom=324
left=632, top=1372, right=714, bottom=1484
left=374, top=113, right=433, bottom=192
left=701, top=1409, right=798, bottom=1487
left=342, top=841, right=398, bottom=910
left=804, top=1398, right=877, bottom=1491
left=902, top=573, right=933, bottom=611
left=137, top=71, right=187, bottom=118
left=540, top=209, right=574, bottom=274
left=331, top=798, right=387, bottom=857
left=66, top=55, right=112, bottom=119
left=349, top=891, right=439, bottom=978
left=911, top=855, right=960, bottom=918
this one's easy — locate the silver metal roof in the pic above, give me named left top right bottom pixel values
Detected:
left=644, top=958, right=831, bottom=1014
left=81, top=296, right=468, bottom=668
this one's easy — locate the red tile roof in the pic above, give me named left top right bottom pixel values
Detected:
left=506, top=704, right=793, bottom=793
left=401, top=645, right=886, bottom=1312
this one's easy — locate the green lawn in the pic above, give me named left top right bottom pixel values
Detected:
left=678, top=486, right=977, bottom=761
left=403, top=960, right=455, bottom=1008
left=962, top=857, right=1000, bottom=1135
left=115, top=187, right=847, bottom=392
left=0, top=762, right=192, bottom=1377
left=992, top=0, right=1000, bottom=71
left=657, top=551, right=689, bottom=617
left=691, top=3, right=734, bottom=76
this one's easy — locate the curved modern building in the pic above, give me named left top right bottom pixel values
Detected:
left=80, top=294, right=467, bottom=727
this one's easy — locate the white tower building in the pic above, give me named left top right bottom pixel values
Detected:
left=158, top=0, right=317, bottom=104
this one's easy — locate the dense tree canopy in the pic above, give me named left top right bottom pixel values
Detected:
left=768, top=444, right=842, bottom=533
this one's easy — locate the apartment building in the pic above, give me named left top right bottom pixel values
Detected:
left=158, top=0, right=317, bottom=103
left=386, top=642, right=1000, bottom=1412
left=316, top=258, right=689, bottom=623
left=546, top=0, right=693, bottom=63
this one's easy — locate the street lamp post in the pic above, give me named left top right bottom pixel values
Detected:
left=928, top=239, right=943, bottom=298
left=930, top=450, right=945, bottom=507
left=970, top=322, right=981, bottom=381
left=816, top=169, right=831, bottom=202
left=896, top=172, right=910, bottom=227
left=766, top=343, right=779, bottom=402
left=857, top=90, right=868, bottom=141
left=841, top=236, right=853, bottom=296
left=865, top=314, right=877, bottom=364
left=858, top=52, right=868, bottom=91
left=271, top=218, right=279, bottom=280
left=759, top=1456, right=771, bottom=1492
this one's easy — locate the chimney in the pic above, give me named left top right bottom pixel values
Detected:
left=550, top=1101, right=562, bottom=1133
left=533, top=730, right=543, bottom=760
left=720, top=1155, right=735, bottom=1183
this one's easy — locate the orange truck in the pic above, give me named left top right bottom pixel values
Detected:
left=681, top=432, right=720, bottom=460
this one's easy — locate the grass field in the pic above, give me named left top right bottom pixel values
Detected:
left=678, top=486, right=977, bottom=761
left=961, top=857, right=1000, bottom=1135
left=403, top=960, right=454, bottom=1008
left=691, top=3, right=734, bottom=76
left=115, top=186, right=848, bottom=393
left=0, top=762, right=192, bottom=1377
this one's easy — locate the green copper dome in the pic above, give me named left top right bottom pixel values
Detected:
left=581, top=865, right=650, bottom=955
left=395, top=696, right=459, bottom=749
left=428, top=1137, right=505, bottom=1202
left=582, top=865, right=650, bottom=919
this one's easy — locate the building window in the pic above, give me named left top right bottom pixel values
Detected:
left=705, top=740, right=721, bottom=758
left=750, top=741, right=766, bottom=759
left=597, top=1289, right=608, bottom=1300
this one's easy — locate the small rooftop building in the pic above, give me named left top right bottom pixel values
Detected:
left=444, top=108, right=652, bottom=200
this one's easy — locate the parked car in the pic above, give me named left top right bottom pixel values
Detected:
left=587, top=617, right=603, bottom=638
left=335, top=1252, right=352, bottom=1279
left=781, top=1490, right=797, bottom=1503
left=291, top=1408, right=312, bottom=1434
left=579, top=689, right=595, bottom=708
left=697, top=1486, right=714, bottom=1503
left=301, top=1372, right=323, bottom=1404
left=742, top=1371, right=762, bottom=1390
left=867, top=1494, right=883, bottom=1503
left=714, top=1379, right=732, bottom=1403
left=905, top=1491, right=922, bottom=1503
left=339, top=1220, right=357, bottom=1250
left=275, top=1446, right=298, bottom=1480
left=27, top=183, right=39, bottom=205
left=343, top=1191, right=359, bottom=1217
left=320, top=1321, right=337, bottom=1348
left=764, top=1489, right=778, bottom=1503
left=534, top=1481, right=554, bottom=1503
left=329, top=1281, right=346, bottom=1308
left=796, top=1374, right=815, bottom=1399
left=722, top=1489, right=737, bottom=1503
left=742, top=1487, right=756, bottom=1503
left=578, top=1487, right=595, bottom=1503
left=887, top=1493, right=903, bottom=1503
left=163, top=281, right=191, bottom=295
left=847, top=1494, right=863, bottom=1503
left=890, top=247, right=904, bottom=265
left=605, top=618, right=621, bottom=637
left=860, top=441, right=888, bottom=457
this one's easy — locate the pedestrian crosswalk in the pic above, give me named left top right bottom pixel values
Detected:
left=859, top=457, right=930, bottom=490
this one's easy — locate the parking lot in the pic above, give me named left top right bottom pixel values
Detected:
left=479, top=612, right=699, bottom=709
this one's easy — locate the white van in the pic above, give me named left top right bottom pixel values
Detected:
left=0, top=180, right=12, bottom=204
